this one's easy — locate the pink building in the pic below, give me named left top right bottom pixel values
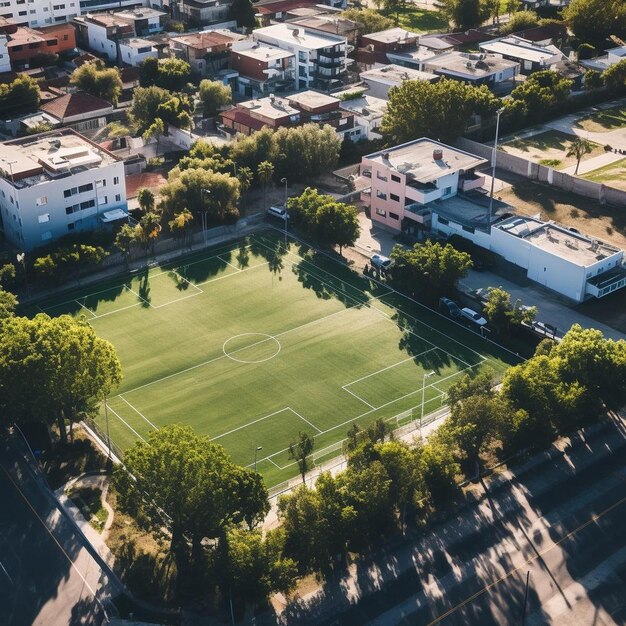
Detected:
left=361, top=138, right=487, bottom=234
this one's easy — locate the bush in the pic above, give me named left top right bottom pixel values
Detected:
left=500, top=11, right=539, bottom=35
left=604, top=144, right=612, bottom=152
left=577, top=43, right=596, bottom=60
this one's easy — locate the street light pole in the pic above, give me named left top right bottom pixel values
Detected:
left=201, top=188, right=211, bottom=246
left=254, top=445, right=263, bottom=472
left=521, top=570, right=531, bottom=626
left=420, top=371, right=435, bottom=435
left=488, top=107, right=505, bottom=223
left=280, top=177, right=288, bottom=245
left=104, top=395, right=111, bottom=459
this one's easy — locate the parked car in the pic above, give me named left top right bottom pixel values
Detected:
left=461, top=307, right=487, bottom=327
left=266, top=206, right=289, bottom=221
left=370, top=254, right=392, bottom=270
left=439, top=297, right=462, bottom=318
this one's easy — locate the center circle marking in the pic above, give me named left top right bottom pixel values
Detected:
left=222, top=333, right=281, bottom=364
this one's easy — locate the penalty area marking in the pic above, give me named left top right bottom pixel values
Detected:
left=222, top=333, right=281, bottom=364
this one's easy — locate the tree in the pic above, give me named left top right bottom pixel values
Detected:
left=233, top=467, right=270, bottom=530
left=198, top=79, right=232, bottom=117
left=566, top=137, right=593, bottom=175
left=380, top=78, right=500, bottom=144
left=229, top=0, right=257, bottom=28
left=506, top=71, right=572, bottom=123
left=105, top=121, right=131, bottom=138
left=222, top=527, right=297, bottom=605
left=168, top=208, right=194, bottom=247
left=417, top=440, right=460, bottom=508
left=114, top=425, right=269, bottom=584
left=564, top=0, right=626, bottom=47
left=155, top=58, right=192, bottom=92
left=26, top=122, right=54, bottom=135
left=604, top=60, right=626, bottom=95
left=482, top=287, right=536, bottom=335
left=0, top=75, right=39, bottom=118
left=137, top=188, right=155, bottom=214
left=288, top=431, right=315, bottom=483
left=236, top=166, right=253, bottom=195
left=340, top=8, right=393, bottom=34
left=435, top=0, right=485, bottom=30
left=0, top=315, right=121, bottom=444
left=314, top=201, right=360, bottom=256
left=447, top=367, right=495, bottom=406
left=130, top=86, right=191, bottom=133
left=115, top=223, right=136, bottom=267
left=142, top=117, right=166, bottom=152
left=139, top=56, right=159, bottom=87
left=584, top=69, right=603, bottom=90
left=389, top=241, right=472, bottom=303
left=257, top=160, right=274, bottom=207
left=135, top=212, right=162, bottom=256
left=70, top=61, right=122, bottom=104
left=500, top=10, right=539, bottom=34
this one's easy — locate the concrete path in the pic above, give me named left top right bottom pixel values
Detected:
left=460, top=268, right=626, bottom=341
left=559, top=149, right=624, bottom=175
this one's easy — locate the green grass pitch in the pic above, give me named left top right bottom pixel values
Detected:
left=35, top=231, right=519, bottom=489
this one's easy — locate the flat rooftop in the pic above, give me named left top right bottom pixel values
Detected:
left=480, top=37, right=561, bottom=63
left=496, top=216, right=621, bottom=266
left=80, top=13, right=132, bottom=28
left=425, top=51, right=519, bottom=77
left=288, top=90, right=338, bottom=110
left=337, top=92, right=387, bottom=119
left=238, top=96, right=300, bottom=121
left=233, top=43, right=294, bottom=61
left=114, top=7, right=167, bottom=19
left=0, top=129, right=118, bottom=187
left=387, top=46, right=438, bottom=64
left=170, top=31, right=235, bottom=48
left=432, top=191, right=511, bottom=230
left=118, top=37, right=155, bottom=49
left=360, top=64, right=436, bottom=84
left=363, top=27, right=420, bottom=44
left=366, top=138, right=487, bottom=183
left=253, top=23, right=346, bottom=49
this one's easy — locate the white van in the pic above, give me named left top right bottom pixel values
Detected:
left=266, top=206, right=289, bottom=221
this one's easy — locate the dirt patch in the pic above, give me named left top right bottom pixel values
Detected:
left=125, top=170, right=168, bottom=199
left=501, top=130, right=604, bottom=170
left=496, top=176, right=626, bottom=249
left=575, top=106, right=626, bottom=134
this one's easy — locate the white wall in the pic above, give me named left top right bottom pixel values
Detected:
left=4, top=0, right=79, bottom=28
left=85, top=22, right=117, bottom=60
left=118, top=42, right=158, bottom=66
left=0, top=34, right=10, bottom=73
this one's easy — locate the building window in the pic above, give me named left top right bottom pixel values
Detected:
left=389, top=212, right=399, bottom=220
left=41, top=231, right=52, bottom=241
left=376, top=172, right=387, bottom=181
left=67, top=222, right=74, bottom=231
left=113, top=176, right=119, bottom=185
left=391, top=174, right=401, bottom=183
left=78, top=183, right=93, bottom=193
left=96, top=179, right=106, bottom=188
left=115, top=194, right=121, bottom=202
left=375, top=208, right=386, bottom=217
left=38, top=213, right=50, bottom=223
left=80, top=199, right=95, bottom=210
left=462, top=225, right=475, bottom=234
left=438, top=216, right=449, bottom=225
left=101, top=195, right=108, bottom=204
left=443, top=186, right=452, bottom=196
left=390, top=193, right=400, bottom=202
left=64, top=187, right=77, bottom=197
left=376, top=190, right=387, bottom=200
left=65, top=206, right=74, bottom=215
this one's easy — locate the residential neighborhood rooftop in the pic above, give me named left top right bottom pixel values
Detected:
left=360, top=64, right=437, bottom=84
left=40, top=92, right=113, bottom=120
left=253, top=23, right=345, bottom=49
left=114, top=7, right=167, bottom=20
left=232, top=43, right=294, bottom=61
left=238, top=96, right=300, bottom=121
left=287, top=90, right=338, bottom=110
left=170, top=31, right=238, bottom=48
left=426, top=51, right=519, bottom=77
left=366, top=138, right=487, bottom=183
left=363, top=27, right=420, bottom=44
left=480, top=36, right=562, bottom=63
left=336, top=92, right=387, bottom=120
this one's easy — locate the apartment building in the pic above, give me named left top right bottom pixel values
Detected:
left=253, top=23, right=347, bottom=91
left=179, top=0, right=232, bottom=26
left=170, top=30, right=244, bottom=76
left=230, top=41, right=295, bottom=97
left=6, top=23, right=76, bottom=69
left=361, top=138, right=486, bottom=233
left=0, top=0, right=79, bottom=28
left=479, top=35, right=563, bottom=74
left=359, top=64, right=438, bottom=100
left=0, top=128, right=127, bottom=251
left=117, top=36, right=158, bottom=66
left=113, top=7, right=165, bottom=36
left=73, top=13, right=134, bottom=60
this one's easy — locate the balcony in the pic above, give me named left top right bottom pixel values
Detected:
left=313, top=66, right=345, bottom=78
left=404, top=203, right=432, bottom=225
left=317, top=57, right=344, bottom=68
left=318, top=47, right=344, bottom=59
left=405, top=182, right=440, bottom=205
left=459, top=173, right=485, bottom=192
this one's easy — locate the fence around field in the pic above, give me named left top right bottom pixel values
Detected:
left=456, top=137, right=626, bottom=207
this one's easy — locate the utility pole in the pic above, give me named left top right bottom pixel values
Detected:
left=488, top=107, right=505, bottom=223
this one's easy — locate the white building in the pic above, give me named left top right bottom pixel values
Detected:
left=479, top=36, right=563, bottom=74
left=73, top=13, right=133, bottom=61
left=0, top=129, right=127, bottom=251
left=0, top=0, right=79, bottom=28
left=335, top=90, right=387, bottom=140
left=580, top=46, right=626, bottom=72
left=118, top=37, right=158, bottom=66
left=253, top=23, right=347, bottom=91
left=359, top=64, right=438, bottom=100
left=0, top=33, right=10, bottom=73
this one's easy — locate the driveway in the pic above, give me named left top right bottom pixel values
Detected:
left=460, top=269, right=626, bottom=341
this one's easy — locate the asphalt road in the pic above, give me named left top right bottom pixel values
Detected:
left=0, top=442, right=110, bottom=626
left=293, top=419, right=626, bottom=626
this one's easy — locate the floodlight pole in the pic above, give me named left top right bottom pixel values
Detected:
left=201, top=188, right=211, bottom=246
left=488, top=107, right=505, bottom=223
left=254, top=445, right=263, bottom=472
left=281, top=177, right=288, bottom=245
left=420, top=371, right=435, bottom=435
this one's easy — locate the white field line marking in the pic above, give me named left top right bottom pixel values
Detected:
left=43, top=284, right=131, bottom=311
left=290, top=407, right=323, bottom=434
left=194, top=260, right=269, bottom=287
left=211, top=407, right=292, bottom=441
left=165, top=269, right=204, bottom=293
left=343, top=347, right=439, bottom=389
left=124, top=284, right=153, bottom=309
left=343, top=386, right=376, bottom=409
left=151, top=290, right=203, bottom=309
left=107, top=403, right=148, bottom=443
left=76, top=300, right=97, bottom=319
left=112, top=297, right=360, bottom=399
left=89, top=301, right=143, bottom=320
left=268, top=458, right=281, bottom=469
left=119, top=395, right=158, bottom=431
left=0, top=559, right=13, bottom=585
left=217, top=255, right=243, bottom=272
left=264, top=359, right=482, bottom=466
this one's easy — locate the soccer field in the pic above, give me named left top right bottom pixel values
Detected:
left=36, top=231, right=518, bottom=488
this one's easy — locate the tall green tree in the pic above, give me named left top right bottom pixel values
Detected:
left=142, top=117, right=166, bottom=152
left=340, top=8, right=393, bottom=34
left=506, top=71, right=572, bottom=123
left=229, top=0, right=257, bottom=28
left=257, top=160, right=274, bottom=207
left=198, top=79, right=232, bottom=116
left=314, top=201, right=360, bottom=256
left=564, top=0, right=626, bottom=47
left=566, top=137, right=593, bottom=175
left=155, top=58, right=191, bottom=92
left=129, top=86, right=191, bottom=132
left=135, top=212, right=162, bottom=256
left=0, top=75, right=40, bottom=118
left=168, top=208, right=194, bottom=247
left=604, top=60, right=626, bottom=95
left=435, top=0, right=485, bottom=30
left=500, top=10, right=538, bottom=34
left=483, top=287, right=536, bottom=335
left=381, top=78, right=499, bottom=144
left=137, top=188, right=156, bottom=213
left=288, top=431, right=315, bottom=484
left=446, top=367, right=495, bottom=406
left=115, top=223, right=136, bottom=267
left=70, top=61, right=122, bottom=104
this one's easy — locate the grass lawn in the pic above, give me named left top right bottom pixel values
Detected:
left=383, top=5, right=447, bottom=32
left=67, top=485, right=108, bottom=532
left=575, top=106, right=626, bottom=134
left=581, top=157, right=626, bottom=191
left=34, top=231, right=517, bottom=490
left=501, top=130, right=605, bottom=170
